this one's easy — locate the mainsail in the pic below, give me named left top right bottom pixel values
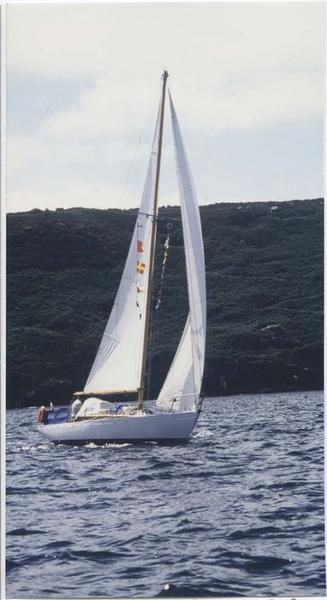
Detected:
left=84, top=110, right=161, bottom=394
left=157, top=93, right=206, bottom=411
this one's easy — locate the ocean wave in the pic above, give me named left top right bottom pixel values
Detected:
left=6, top=391, right=325, bottom=598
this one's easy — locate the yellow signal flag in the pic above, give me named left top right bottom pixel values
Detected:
left=137, top=261, right=146, bottom=274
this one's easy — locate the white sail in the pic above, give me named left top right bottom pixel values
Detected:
left=84, top=111, right=160, bottom=394
left=157, top=93, right=206, bottom=412
left=40, top=72, right=206, bottom=446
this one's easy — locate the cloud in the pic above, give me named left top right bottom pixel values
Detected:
left=38, top=68, right=323, bottom=145
left=6, top=2, right=325, bottom=212
left=40, top=78, right=159, bottom=139
left=8, top=3, right=322, bottom=143
left=7, top=3, right=324, bottom=83
left=7, top=2, right=325, bottom=123
left=7, top=180, right=134, bottom=214
left=7, top=135, right=50, bottom=180
left=7, top=173, right=180, bottom=214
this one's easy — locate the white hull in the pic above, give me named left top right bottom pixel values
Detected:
left=39, top=410, right=200, bottom=444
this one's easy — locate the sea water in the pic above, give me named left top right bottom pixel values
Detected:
left=6, top=390, right=325, bottom=598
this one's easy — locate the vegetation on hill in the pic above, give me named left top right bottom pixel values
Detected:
left=7, top=198, right=323, bottom=408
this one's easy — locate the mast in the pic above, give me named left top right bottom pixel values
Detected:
left=137, top=69, right=169, bottom=411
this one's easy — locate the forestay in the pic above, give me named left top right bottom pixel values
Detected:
left=157, top=93, right=206, bottom=412
left=84, top=109, right=161, bottom=394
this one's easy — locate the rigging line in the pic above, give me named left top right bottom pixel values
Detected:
left=116, top=105, right=156, bottom=210
left=146, top=298, right=155, bottom=402
left=136, top=217, right=145, bottom=321
left=136, top=86, right=163, bottom=397
left=146, top=257, right=159, bottom=401
left=138, top=71, right=169, bottom=411
left=147, top=226, right=172, bottom=399
left=126, top=86, right=163, bottom=211
left=155, top=226, right=172, bottom=311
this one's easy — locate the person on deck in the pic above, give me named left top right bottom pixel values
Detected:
left=71, top=398, right=83, bottom=420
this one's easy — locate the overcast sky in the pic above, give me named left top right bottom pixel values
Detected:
left=6, top=1, right=325, bottom=213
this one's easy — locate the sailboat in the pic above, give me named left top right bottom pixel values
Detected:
left=38, top=71, right=206, bottom=444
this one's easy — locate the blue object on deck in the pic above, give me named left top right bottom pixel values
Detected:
left=45, top=407, right=70, bottom=425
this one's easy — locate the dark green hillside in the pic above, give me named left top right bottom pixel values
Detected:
left=7, top=199, right=323, bottom=408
